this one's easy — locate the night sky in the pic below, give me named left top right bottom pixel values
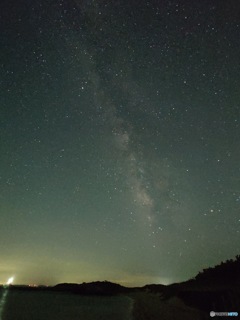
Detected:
left=1, top=0, right=240, bottom=286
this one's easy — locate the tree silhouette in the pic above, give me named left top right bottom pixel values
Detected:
left=195, top=255, right=240, bottom=284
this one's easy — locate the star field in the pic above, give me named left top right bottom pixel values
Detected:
left=0, top=0, right=240, bottom=286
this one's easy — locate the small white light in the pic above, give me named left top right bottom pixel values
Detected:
left=7, top=277, right=14, bottom=285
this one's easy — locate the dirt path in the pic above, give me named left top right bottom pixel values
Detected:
left=130, top=292, right=205, bottom=320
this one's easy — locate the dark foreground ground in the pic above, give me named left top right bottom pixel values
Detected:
left=0, top=286, right=239, bottom=319
left=131, top=292, right=204, bottom=320
left=0, top=289, right=206, bottom=320
left=0, top=290, right=133, bottom=320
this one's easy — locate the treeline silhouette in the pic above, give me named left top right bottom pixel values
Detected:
left=194, top=254, right=240, bottom=284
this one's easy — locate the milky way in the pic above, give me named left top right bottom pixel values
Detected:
left=0, top=0, right=239, bottom=286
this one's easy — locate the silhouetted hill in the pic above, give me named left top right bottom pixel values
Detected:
left=3, top=255, right=239, bottom=316
left=53, top=281, right=131, bottom=295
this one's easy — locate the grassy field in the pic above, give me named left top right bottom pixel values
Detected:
left=0, top=290, right=133, bottom=320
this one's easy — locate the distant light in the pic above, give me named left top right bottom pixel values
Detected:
left=7, top=277, right=14, bottom=285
